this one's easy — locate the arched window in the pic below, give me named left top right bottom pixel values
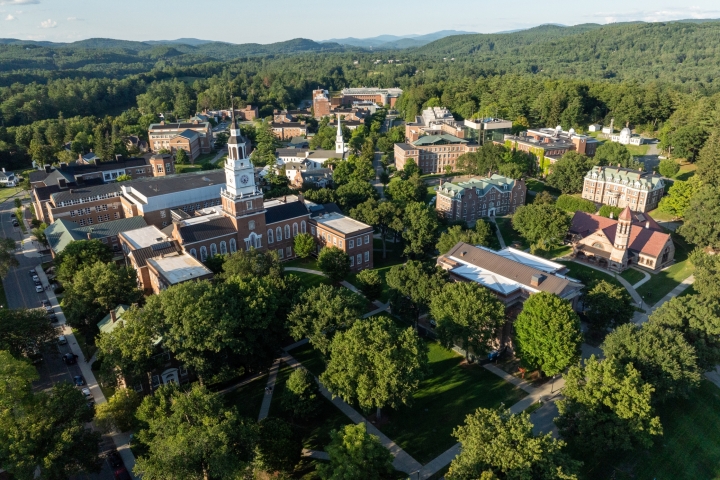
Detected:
left=268, top=229, right=274, bottom=243
left=276, top=226, right=282, bottom=241
left=229, top=238, right=237, bottom=253
left=190, top=248, right=197, bottom=259
left=200, top=246, right=208, bottom=261
left=210, top=243, right=217, bottom=256
left=293, top=223, right=299, bottom=236
left=284, top=225, right=291, bottom=239
left=220, top=241, right=227, bottom=255
left=301, top=221, right=306, bottom=233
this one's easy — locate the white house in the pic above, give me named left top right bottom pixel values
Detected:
left=588, top=124, right=602, bottom=132
left=611, top=127, right=646, bottom=146
left=0, top=169, right=18, bottom=187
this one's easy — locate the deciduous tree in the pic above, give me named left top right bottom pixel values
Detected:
left=55, top=239, right=113, bottom=284
left=511, top=204, right=569, bottom=253
left=281, top=367, right=319, bottom=419
left=385, top=173, right=425, bottom=204
left=134, top=383, right=258, bottom=480
left=436, top=221, right=492, bottom=254
left=254, top=417, right=301, bottom=474
left=293, top=232, right=316, bottom=259
left=678, top=185, right=720, bottom=249
left=602, top=323, right=701, bottom=402
left=658, top=158, right=680, bottom=177
left=447, top=407, right=580, bottom=480
left=321, top=316, right=429, bottom=419
left=386, top=260, right=446, bottom=329
left=546, top=151, right=594, bottom=194
left=355, top=268, right=383, bottom=302
left=94, top=388, right=141, bottom=433
left=402, top=201, right=439, bottom=257
left=430, top=282, right=506, bottom=361
left=287, top=284, right=364, bottom=355
left=318, top=423, right=394, bottom=480
left=221, top=248, right=283, bottom=279
left=555, top=356, right=662, bottom=454
left=594, top=142, right=637, bottom=168
left=0, top=308, right=57, bottom=359
left=335, top=179, right=378, bottom=212
left=350, top=198, right=403, bottom=259
left=583, top=280, right=634, bottom=336
left=318, top=246, right=351, bottom=284
left=514, top=292, right=582, bottom=376
left=658, top=176, right=701, bottom=219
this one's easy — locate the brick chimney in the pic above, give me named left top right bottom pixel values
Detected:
left=530, top=274, right=545, bottom=287
left=109, top=309, right=117, bottom=323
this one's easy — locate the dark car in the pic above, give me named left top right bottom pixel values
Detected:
left=34, top=279, right=42, bottom=286
left=10, top=212, right=16, bottom=217
left=73, top=375, right=85, bottom=386
left=114, top=467, right=132, bottom=480
left=40, top=299, right=49, bottom=307
left=12, top=221, right=19, bottom=227
left=62, top=353, right=77, bottom=365
left=107, top=450, right=123, bottom=468
left=48, top=314, right=57, bottom=323
left=30, top=269, right=37, bottom=276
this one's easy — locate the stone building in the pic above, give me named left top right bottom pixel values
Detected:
left=394, top=134, right=478, bottom=174
left=581, top=166, right=665, bottom=213
left=568, top=207, right=675, bottom=273
left=435, top=175, right=527, bottom=222
left=148, top=121, right=213, bottom=158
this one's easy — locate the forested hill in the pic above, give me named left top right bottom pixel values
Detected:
left=0, top=38, right=349, bottom=73
left=413, top=21, right=720, bottom=86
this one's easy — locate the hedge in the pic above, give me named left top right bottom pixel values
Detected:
left=556, top=194, right=597, bottom=214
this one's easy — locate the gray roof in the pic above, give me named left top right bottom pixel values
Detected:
left=149, top=122, right=210, bottom=131
left=436, top=175, right=516, bottom=199
left=125, top=170, right=225, bottom=198
left=50, top=182, right=123, bottom=205
left=177, top=216, right=236, bottom=244
left=75, top=216, right=148, bottom=239
left=265, top=201, right=309, bottom=225
left=129, top=240, right=182, bottom=267
left=45, top=216, right=147, bottom=253
left=275, top=148, right=345, bottom=160
left=177, top=129, right=199, bottom=140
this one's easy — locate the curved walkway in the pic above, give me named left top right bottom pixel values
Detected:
left=630, top=267, right=652, bottom=289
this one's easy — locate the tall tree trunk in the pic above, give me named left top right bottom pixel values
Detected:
left=377, top=406, right=382, bottom=420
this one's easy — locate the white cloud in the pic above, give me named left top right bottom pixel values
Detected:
left=592, top=6, right=720, bottom=24
left=40, top=18, right=56, bottom=28
left=5, top=13, right=14, bottom=20
left=0, top=0, right=39, bottom=5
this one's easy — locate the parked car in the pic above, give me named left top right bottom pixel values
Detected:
left=45, top=306, right=53, bottom=314
left=114, top=467, right=132, bottom=480
left=73, top=375, right=85, bottom=386
left=81, top=387, right=92, bottom=399
left=106, top=450, right=123, bottom=468
left=62, top=353, right=77, bottom=365
left=40, top=299, right=49, bottom=306
left=57, top=335, right=67, bottom=345
left=48, top=314, right=57, bottom=323
left=10, top=212, right=16, bottom=217
left=32, top=275, right=39, bottom=282
left=34, top=280, right=42, bottom=287
left=30, top=269, right=36, bottom=276
left=12, top=221, right=19, bottom=227
left=35, top=285, right=43, bottom=293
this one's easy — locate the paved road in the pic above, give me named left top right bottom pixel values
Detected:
left=0, top=194, right=53, bottom=310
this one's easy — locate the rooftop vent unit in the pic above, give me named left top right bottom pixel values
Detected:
left=530, top=274, right=546, bottom=287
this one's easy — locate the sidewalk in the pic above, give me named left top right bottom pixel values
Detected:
left=282, top=351, right=422, bottom=474
left=488, top=217, right=506, bottom=249
left=258, top=358, right=281, bottom=421
left=35, top=264, right=138, bottom=478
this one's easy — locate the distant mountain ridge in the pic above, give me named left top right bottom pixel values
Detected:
left=320, top=30, right=477, bottom=49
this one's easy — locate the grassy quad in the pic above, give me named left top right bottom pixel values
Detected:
left=222, top=374, right=268, bottom=419
left=619, top=268, right=647, bottom=286
left=290, top=339, right=526, bottom=464
left=494, top=217, right=529, bottom=250
left=636, top=232, right=695, bottom=306
left=346, top=248, right=405, bottom=303
left=557, top=261, right=623, bottom=289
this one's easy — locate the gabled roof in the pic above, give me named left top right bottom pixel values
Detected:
left=585, top=166, right=664, bottom=189
left=75, top=216, right=148, bottom=240
left=97, top=304, right=130, bottom=334
left=441, top=242, right=583, bottom=298
left=45, top=217, right=148, bottom=254
left=45, top=219, right=85, bottom=253
left=412, top=134, right=467, bottom=146
left=569, top=211, right=672, bottom=257
left=176, top=129, right=199, bottom=141
left=436, top=175, right=516, bottom=198
left=177, top=216, right=236, bottom=244
left=265, top=201, right=308, bottom=225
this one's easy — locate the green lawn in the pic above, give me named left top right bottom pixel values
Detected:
left=285, top=257, right=321, bottom=271
left=674, top=162, right=696, bottom=181
left=585, top=381, right=720, bottom=480
left=175, top=164, right=203, bottom=174
left=636, top=232, right=695, bottom=306
left=193, top=151, right=220, bottom=164
left=525, top=178, right=561, bottom=197
left=620, top=268, right=647, bottom=285
left=292, top=340, right=526, bottom=464
left=646, top=208, right=677, bottom=223
left=286, top=270, right=331, bottom=289
left=534, top=245, right=572, bottom=260
left=626, top=144, right=649, bottom=156
left=494, top=217, right=528, bottom=249
left=0, top=186, right=23, bottom=203
left=557, top=261, right=623, bottom=288
left=222, top=374, right=268, bottom=419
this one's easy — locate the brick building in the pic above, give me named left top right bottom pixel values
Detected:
left=271, top=122, right=308, bottom=140
left=435, top=175, right=526, bottom=222
left=394, top=134, right=478, bottom=174
left=44, top=216, right=148, bottom=257
left=581, top=166, right=665, bottom=213
left=148, top=121, right=213, bottom=158
left=119, top=225, right=185, bottom=293
left=309, top=204, right=374, bottom=272
left=333, top=87, right=403, bottom=107
left=312, top=89, right=331, bottom=118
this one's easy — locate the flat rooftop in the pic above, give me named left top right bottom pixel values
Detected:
left=122, top=170, right=225, bottom=198
left=314, top=212, right=371, bottom=235
left=120, top=225, right=170, bottom=250
left=147, top=252, right=212, bottom=285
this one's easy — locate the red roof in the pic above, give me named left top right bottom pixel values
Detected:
left=570, top=211, right=671, bottom=257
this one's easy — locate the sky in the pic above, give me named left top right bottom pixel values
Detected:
left=2, top=0, right=720, bottom=44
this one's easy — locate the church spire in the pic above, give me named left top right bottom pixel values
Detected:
left=335, top=115, right=346, bottom=156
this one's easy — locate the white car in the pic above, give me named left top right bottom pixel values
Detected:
left=57, top=335, right=67, bottom=345
left=32, top=275, right=39, bottom=282
left=81, top=387, right=92, bottom=399
left=35, top=285, right=43, bottom=293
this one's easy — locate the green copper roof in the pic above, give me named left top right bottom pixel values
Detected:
left=97, top=304, right=130, bottom=334
left=45, top=219, right=85, bottom=254
left=586, top=166, right=664, bottom=189
left=436, top=175, right=516, bottom=198
left=412, top=134, right=467, bottom=146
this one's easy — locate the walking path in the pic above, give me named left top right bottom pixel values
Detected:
left=301, top=449, right=330, bottom=461
left=209, top=148, right=228, bottom=164
left=35, top=264, right=138, bottom=478
left=258, top=358, right=281, bottom=421
left=488, top=217, right=507, bottom=249
left=570, top=260, right=644, bottom=307
left=281, top=351, right=423, bottom=474
left=630, top=268, right=652, bottom=289
left=633, top=274, right=695, bottom=325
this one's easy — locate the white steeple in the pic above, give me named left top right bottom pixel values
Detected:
left=335, top=115, right=347, bottom=156
left=223, top=100, right=259, bottom=200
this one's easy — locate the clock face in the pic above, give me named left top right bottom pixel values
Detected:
left=240, top=174, right=249, bottom=185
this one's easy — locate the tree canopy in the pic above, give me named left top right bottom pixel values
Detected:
left=512, top=204, right=570, bottom=253
left=436, top=221, right=492, bottom=255
left=318, top=423, right=394, bottom=480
